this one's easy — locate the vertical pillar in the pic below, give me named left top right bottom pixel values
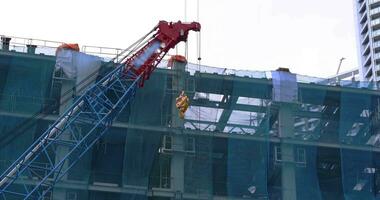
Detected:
left=272, top=68, right=298, bottom=200
left=170, top=56, right=187, bottom=199
left=53, top=79, right=75, bottom=200
left=279, top=103, right=297, bottom=200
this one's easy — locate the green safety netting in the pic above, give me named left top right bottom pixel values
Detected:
left=1, top=50, right=380, bottom=199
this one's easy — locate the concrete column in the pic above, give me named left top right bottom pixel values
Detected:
left=271, top=69, right=298, bottom=200
left=170, top=57, right=187, bottom=199
left=53, top=79, right=75, bottom=200
left=58, top=79, right=76, bottom=114
left=278, top=103, right=297, bottom=200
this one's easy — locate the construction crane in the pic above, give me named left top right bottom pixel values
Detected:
left=0, top=20, right=200, bottom=200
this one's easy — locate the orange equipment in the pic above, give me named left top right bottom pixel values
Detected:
left=57, top=43, right=80, bottom=52
left=168, top=55, right=187, bottom=68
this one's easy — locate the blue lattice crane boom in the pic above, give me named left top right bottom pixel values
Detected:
left=0, top=21, right=200, bottom=200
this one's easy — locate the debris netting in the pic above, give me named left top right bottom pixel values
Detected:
left=1, top=50, right=380, bottom=199
left=0, top=54, right=55, bottom=174
left=339, top=92, right=377, bottom=199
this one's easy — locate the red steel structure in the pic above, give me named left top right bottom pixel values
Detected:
left=125, top=21, right=200, bottom=86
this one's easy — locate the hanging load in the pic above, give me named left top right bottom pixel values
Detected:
left=176, top=90, right=189, bottom=119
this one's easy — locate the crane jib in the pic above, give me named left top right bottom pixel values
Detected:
left=133, top=41, right=161, bottom=69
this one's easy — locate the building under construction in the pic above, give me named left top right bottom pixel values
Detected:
left=1, top=24, right=380, bottom=200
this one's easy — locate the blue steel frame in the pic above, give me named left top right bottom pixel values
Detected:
left=0, top=63, right=141, bottom=199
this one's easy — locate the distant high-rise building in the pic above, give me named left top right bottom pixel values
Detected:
left=355, top=0, right=380, bottom=81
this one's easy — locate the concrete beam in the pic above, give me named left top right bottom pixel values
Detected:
left=0, top=111, right=379, bottom=152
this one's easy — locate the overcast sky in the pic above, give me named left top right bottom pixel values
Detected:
left=1, top=0, right=357, bottom=78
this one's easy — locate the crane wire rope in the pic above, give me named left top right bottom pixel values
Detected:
left=196, top=0, right=202, bottom=127
left=185, top=0, right=189, bottom=61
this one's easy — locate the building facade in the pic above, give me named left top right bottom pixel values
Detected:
left=2, top=37, right=380, bottom=200
left=355, top=0, right=380, bottom=81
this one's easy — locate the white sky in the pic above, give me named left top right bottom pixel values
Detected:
left=1, top=0, right=357, bottom=78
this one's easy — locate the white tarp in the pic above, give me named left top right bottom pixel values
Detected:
left=55, top=49, right=102, bottom=94
left=271, top=71, right=298, bottom=103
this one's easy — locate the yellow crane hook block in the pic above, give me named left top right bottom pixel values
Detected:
left=176, top=91, right=189, bottom=119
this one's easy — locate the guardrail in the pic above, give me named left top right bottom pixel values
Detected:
left=0, top=35, right=124, bottom=59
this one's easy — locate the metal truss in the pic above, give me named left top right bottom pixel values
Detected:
left=0, top=64, right=141, bottom=200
